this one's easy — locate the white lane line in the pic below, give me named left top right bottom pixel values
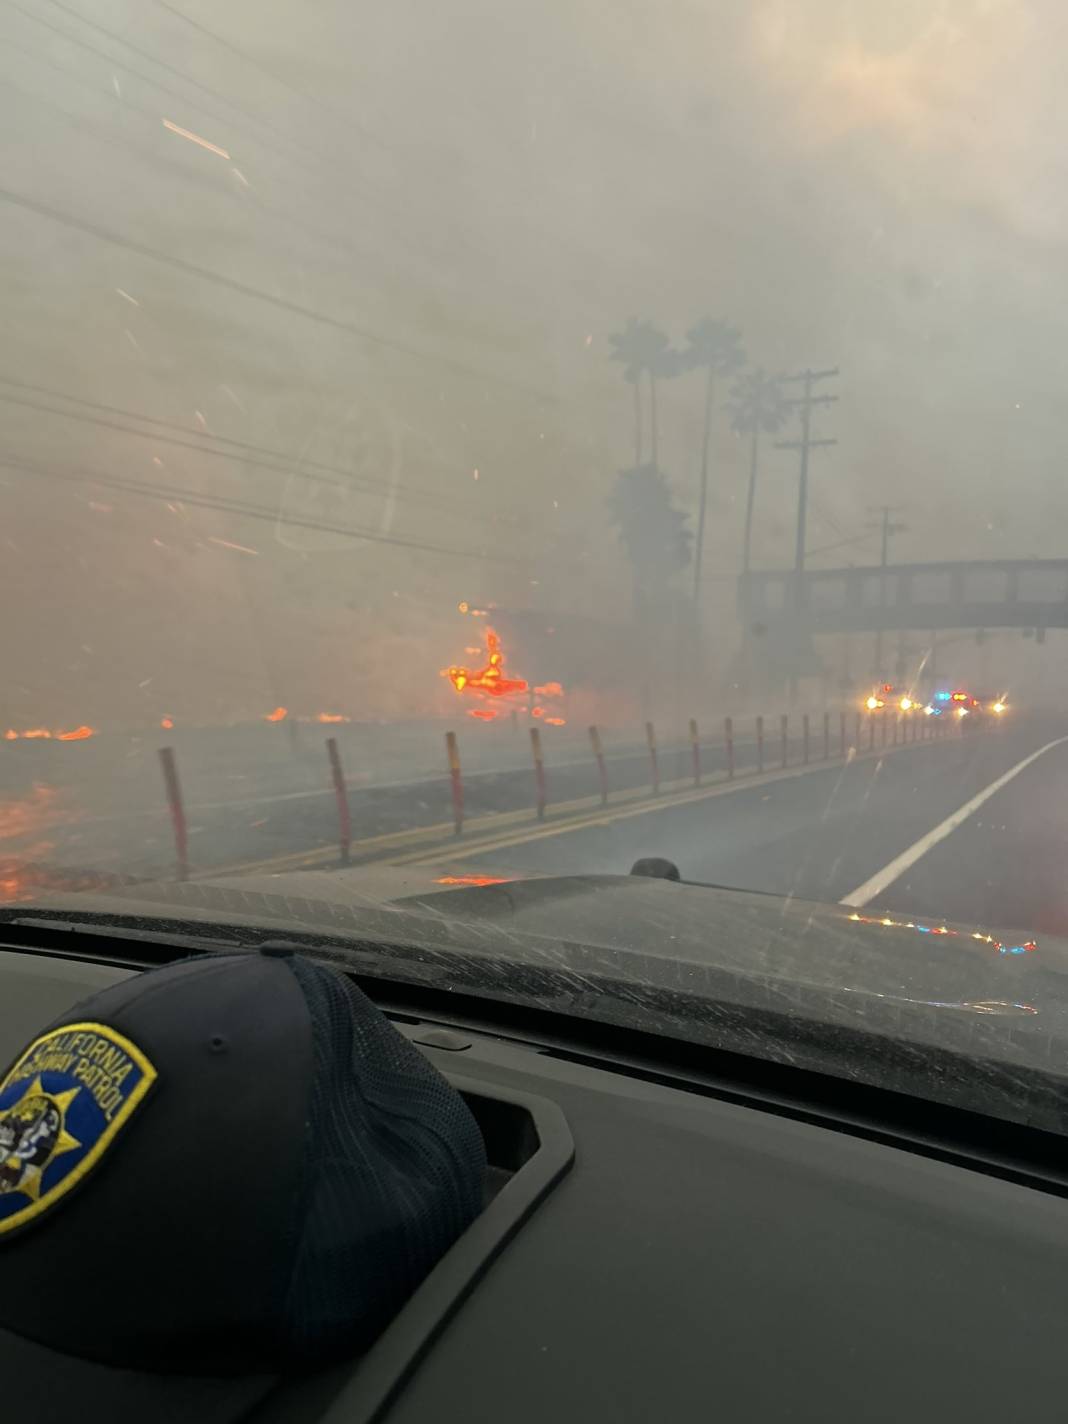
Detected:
left=840, top=735, right=1068, bottom=908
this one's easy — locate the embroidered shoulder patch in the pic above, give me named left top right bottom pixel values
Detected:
left=0, top=1021, right=156, bottom=1236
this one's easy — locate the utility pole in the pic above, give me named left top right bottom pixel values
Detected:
left=866, top=505, right=907, bottom=678
left=776, top=367, right=838, bottom=575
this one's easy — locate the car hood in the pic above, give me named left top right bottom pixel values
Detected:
left=11, top=861, right=1068, bottom=1134
left=15, top=856, right=1060, bottom=1015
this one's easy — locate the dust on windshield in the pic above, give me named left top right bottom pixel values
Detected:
left=2, top=0, right=1067, bottom=973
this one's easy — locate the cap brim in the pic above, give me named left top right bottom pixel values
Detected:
left=0, top=1323, right=278, bottom=1423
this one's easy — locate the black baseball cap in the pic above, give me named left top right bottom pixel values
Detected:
left=0, top=947, right=487, bottom=1420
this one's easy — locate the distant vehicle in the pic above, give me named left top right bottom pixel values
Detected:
left=864, top=684, right=919, bottom=714
left=923, top=689, right=1008, bottom=728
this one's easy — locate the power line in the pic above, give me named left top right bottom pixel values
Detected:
left=0, top=448, right=526, bottom=566
left=24, top=0, right=318, bottom=171
left=153, top=0, right=392, bottom=158
left=4, top=0, right=506, bottom=308
left=14, top=0, right=589, bottom=303
left=0, top=184, right=558, bottom=402
left=149, top=0, right=609, bottom=287
left=0, top=31, right=427, bottom=286
left=0, top=376, right=563, bottom=538
left=0, top=382, right=524, bottom=531
left=0, top=25, right=615, bottom=424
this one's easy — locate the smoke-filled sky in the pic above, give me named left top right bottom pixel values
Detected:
left=1, top=0, right=1065, bottom=727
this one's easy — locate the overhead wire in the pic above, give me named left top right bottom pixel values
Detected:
left=0, top=380, right=542, bottom=533
left=0, top=184, right=558, bottom=402
left=0, top=449, right=532, bottom=566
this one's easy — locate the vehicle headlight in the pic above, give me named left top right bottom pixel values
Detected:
left=899, top=696, right=913, bottom=711
left=956, top=706, right=968, bottom=717
left=993, top=702, right=1006, bottom=714
left=866, top=696, right=879, bottom=711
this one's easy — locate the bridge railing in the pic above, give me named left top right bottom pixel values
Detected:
left=739, top=559, right=1068, bottom=633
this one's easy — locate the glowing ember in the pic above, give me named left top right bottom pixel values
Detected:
left=3, top=731, right=16, bottom=741
left=316, top=713, right=350, bottom=724
left=161, top=717, right=174, bottom=729
left=0, top=784, right=85, bottom=904
left=467, top=708, right=498, bottom=721
left=435, top=875, right=511, bottom=886
left=264, top=707, right=288, bottom=723
left=56, top=726, right=95, bottom=742
left=21, top=729, right=52, bottom=740
left=535, top=682, right=564, bottom=697
left=545, top=716, right=566, bottom=726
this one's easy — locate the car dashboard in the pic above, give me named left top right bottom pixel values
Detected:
left=3, top=940, right=1068, bottom=1424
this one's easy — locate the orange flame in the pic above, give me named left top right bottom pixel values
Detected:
left=161, top=717, right=174, bottom=730
left=443, top=628, right=528, bottom=700
left=264, top=707, right=288, bottom=723
left=316, top=713, right=349, bottom=724
left=3, top=725, right=97, bottom=741
left=443, top=624, right=565, bottom=726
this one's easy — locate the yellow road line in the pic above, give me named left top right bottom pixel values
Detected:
left=390, top=738, right=937, bottom=866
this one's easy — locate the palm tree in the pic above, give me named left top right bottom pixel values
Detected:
left=608, top=463, right=693, bottom=615
left=648, top=340, right=680, bottom=473
left=608, top=320, right=676, bottom=469
left=608, top=319, right=646, bottom=465
left=728, top=367, right=790, bottom=574
left=682, top=319, right=745, bottom=600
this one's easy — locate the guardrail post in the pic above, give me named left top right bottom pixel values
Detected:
left=868, top=713, right=875, bottom=752
left=892, top=715, right=899, bottom=746
left=589, top=725, right=608, bottom=806
left=823, top=710, right=830, bottom=761
left=723, top=716, right=734, bottom=781
left=881, top=713, right=888, bottom=748
left=158, top=746, right=188, bottom=882
left=756, top=715, right=764, bottom=773
left=840, top=710, right=847, bottom=758
left=325, top=737, right=351, bottom=865
left=802, top=713, right=810, bottom=764
left=780, top=713, right=788, bottom=769
left=530, top=726, right=547, bottom=819
left=689, top=718, right=702, bottom=786
left=645, top=720, right=660, bottom=795
left=445, top=731, right=464, bottom=835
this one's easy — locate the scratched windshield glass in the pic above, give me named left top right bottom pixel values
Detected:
left=2, top=0, right=1067, bottom=999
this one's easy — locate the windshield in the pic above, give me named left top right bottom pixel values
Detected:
left=5, top=0, right=1068, bottom=1122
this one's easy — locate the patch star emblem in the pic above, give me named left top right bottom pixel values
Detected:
left=0, top=1078, right=82, bottom=1202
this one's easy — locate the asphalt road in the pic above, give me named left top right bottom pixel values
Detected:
left=458, top=716, right=1068, bottom=943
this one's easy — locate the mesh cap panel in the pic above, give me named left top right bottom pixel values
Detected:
left=282, top=957, right=486, bottom=1361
